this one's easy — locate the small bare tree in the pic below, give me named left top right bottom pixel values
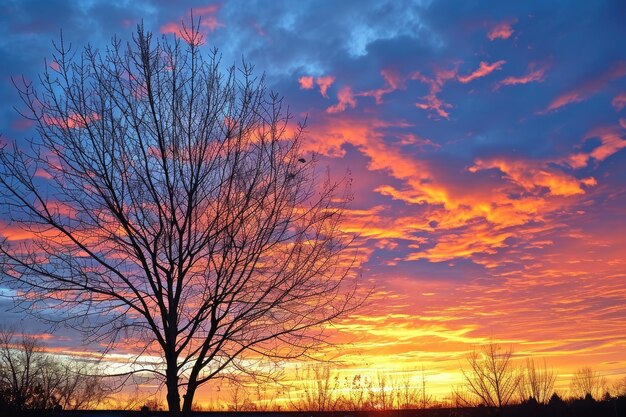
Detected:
left=375, top=371, right=396, bottom=410
left=346, top=374, right=374, bottom=410
left=517, top=358, right=556, bottom=404
left=461, top=342, right=520, bottom=408
left=570, top=367, right=606, bottom=400
left=0, top=330, right=47, bottom=410
left=0, top=21, right=358, bottom=413
left=416, top=366, right=432, bottom=409
left=397, top=372, right=418, bottom=409
left=0, top=328, right=110, bottom=410
left=291, top=364, right=340, bottom=411
left=55, top=360, right=111, bottom=410
left=612, top=376, right=626, bottom=398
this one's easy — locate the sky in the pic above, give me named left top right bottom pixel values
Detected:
left=1, top=0, right=626, bottom=406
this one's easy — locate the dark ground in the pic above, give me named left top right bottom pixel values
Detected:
left=5, top=398, right=626, bottom=417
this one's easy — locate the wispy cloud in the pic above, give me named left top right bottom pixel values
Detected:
left=494, top=63, right=548, bottom=90
left=542, top=61, right=626, bottom=113
left=458, top=60, right=506, bottom=84
left=488, top=21, right=515, bottom=40
left=326, top=86, right=357, bottom=113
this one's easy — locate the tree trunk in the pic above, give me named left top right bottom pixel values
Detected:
left=166, top=356, right=181, bottom=413
left=182, top=382, right=198, bottom=413
left=182, top=361, right=203, bottom=413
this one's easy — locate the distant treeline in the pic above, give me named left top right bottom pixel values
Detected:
left=3, top=398, right=626, bottom=416
left=2, top=331, right=625, bottom=415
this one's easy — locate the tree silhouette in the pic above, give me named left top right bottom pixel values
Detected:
left=517, top=358, right=556, bottom=404
left=570, top=367, right=606, bottom=400
left=461, top=342, right=520, bottom=408
left=0, top=328, right=110, bottom=410
left=0, top=21, right=358, bottom=412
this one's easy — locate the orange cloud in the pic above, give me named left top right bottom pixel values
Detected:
left=494, top=63, right=548, bottom=90
left=457, top=60, right=506, bottom=84
left=316, top=76, right=335, bottom=97
left=612, top=93, right=626, bottom=111
left=298, top=75, right=314, bottom=90
left=567, top=125, right=626, bottom=168
left=470, top=158, right=595, bottom=197
left=304, top=115, right=558, bottom=259
left=306, top=114, right=617, bottom=276
left=299, top=75, right=335, bottom=97
left=326, top=86, right=357, bottom=113
left=543, top=61, right=626, bottom=113
left=488, top=21, right=515, bottom=40
left=34, top=200, right=77, bottom=219
left=407, top=222, right=513, bottom=263
left=587, top=128, right=626, bottom=162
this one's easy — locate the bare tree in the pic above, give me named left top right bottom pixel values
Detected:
left=517, top=358, right=556, bottom=404
left=0, top=329, right=47, bottom=410
left=55, top=360, right=111, bottom=410
left=461, top=342, right=520, bottom=408
left=570, top=367, right=606, bottom=400
left=374, top=371, right=396, bottom=410
left=291, top=364, right=340, bottom=411
left=345, top=374, right=374, bottom=410
left=611, top=375, right=626, bottom=398
left=227, top=382, right=263, bottom=412
left=0, top=21, right=358, bottom=413
left=416, top=366, right=432, bottom=409
left=397, top=372, right=418, bottom=409
left=0, top=328, right=110, bottom=410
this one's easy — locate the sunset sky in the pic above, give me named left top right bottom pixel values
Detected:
left=1, top=0, right=626, bottom=406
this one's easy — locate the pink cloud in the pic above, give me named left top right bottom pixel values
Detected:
left=488, top=21, right=515, bottom=41
left=567, top=125, right=626, bottom=168
left=612, top=93, right=626, bottom=111
left=543, top=61, right=626, bottom=113
left=326, top=86, right=357, bottom=113
left=494, top=63, right=548, bottom=90
left=11, top=118, right=35, bottom=130
left=412, top=66, right=458, bottom=119
left=361, top=68, right=406, bottom=104
left=298, top=76, right=314, bottom=90
left=458, top=60, right=506, bottom=84
left=396, top=133, right=440, bottom=150
left=34, top=168, right=53, bottom=180
left=415, top=95, right=452, bottom=119
left=160, top=22, right=192, bottom=41
left=194, top=5, right=219, bottom=15
left=316, top=76, right=335, bottom=98
left=160, top=4, right=223, bottom=43
left=298, top=75, right=335, bottom=97
left=252, top=22, right=266, bottom=37
left=43, top=112, right=100, bottom=129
